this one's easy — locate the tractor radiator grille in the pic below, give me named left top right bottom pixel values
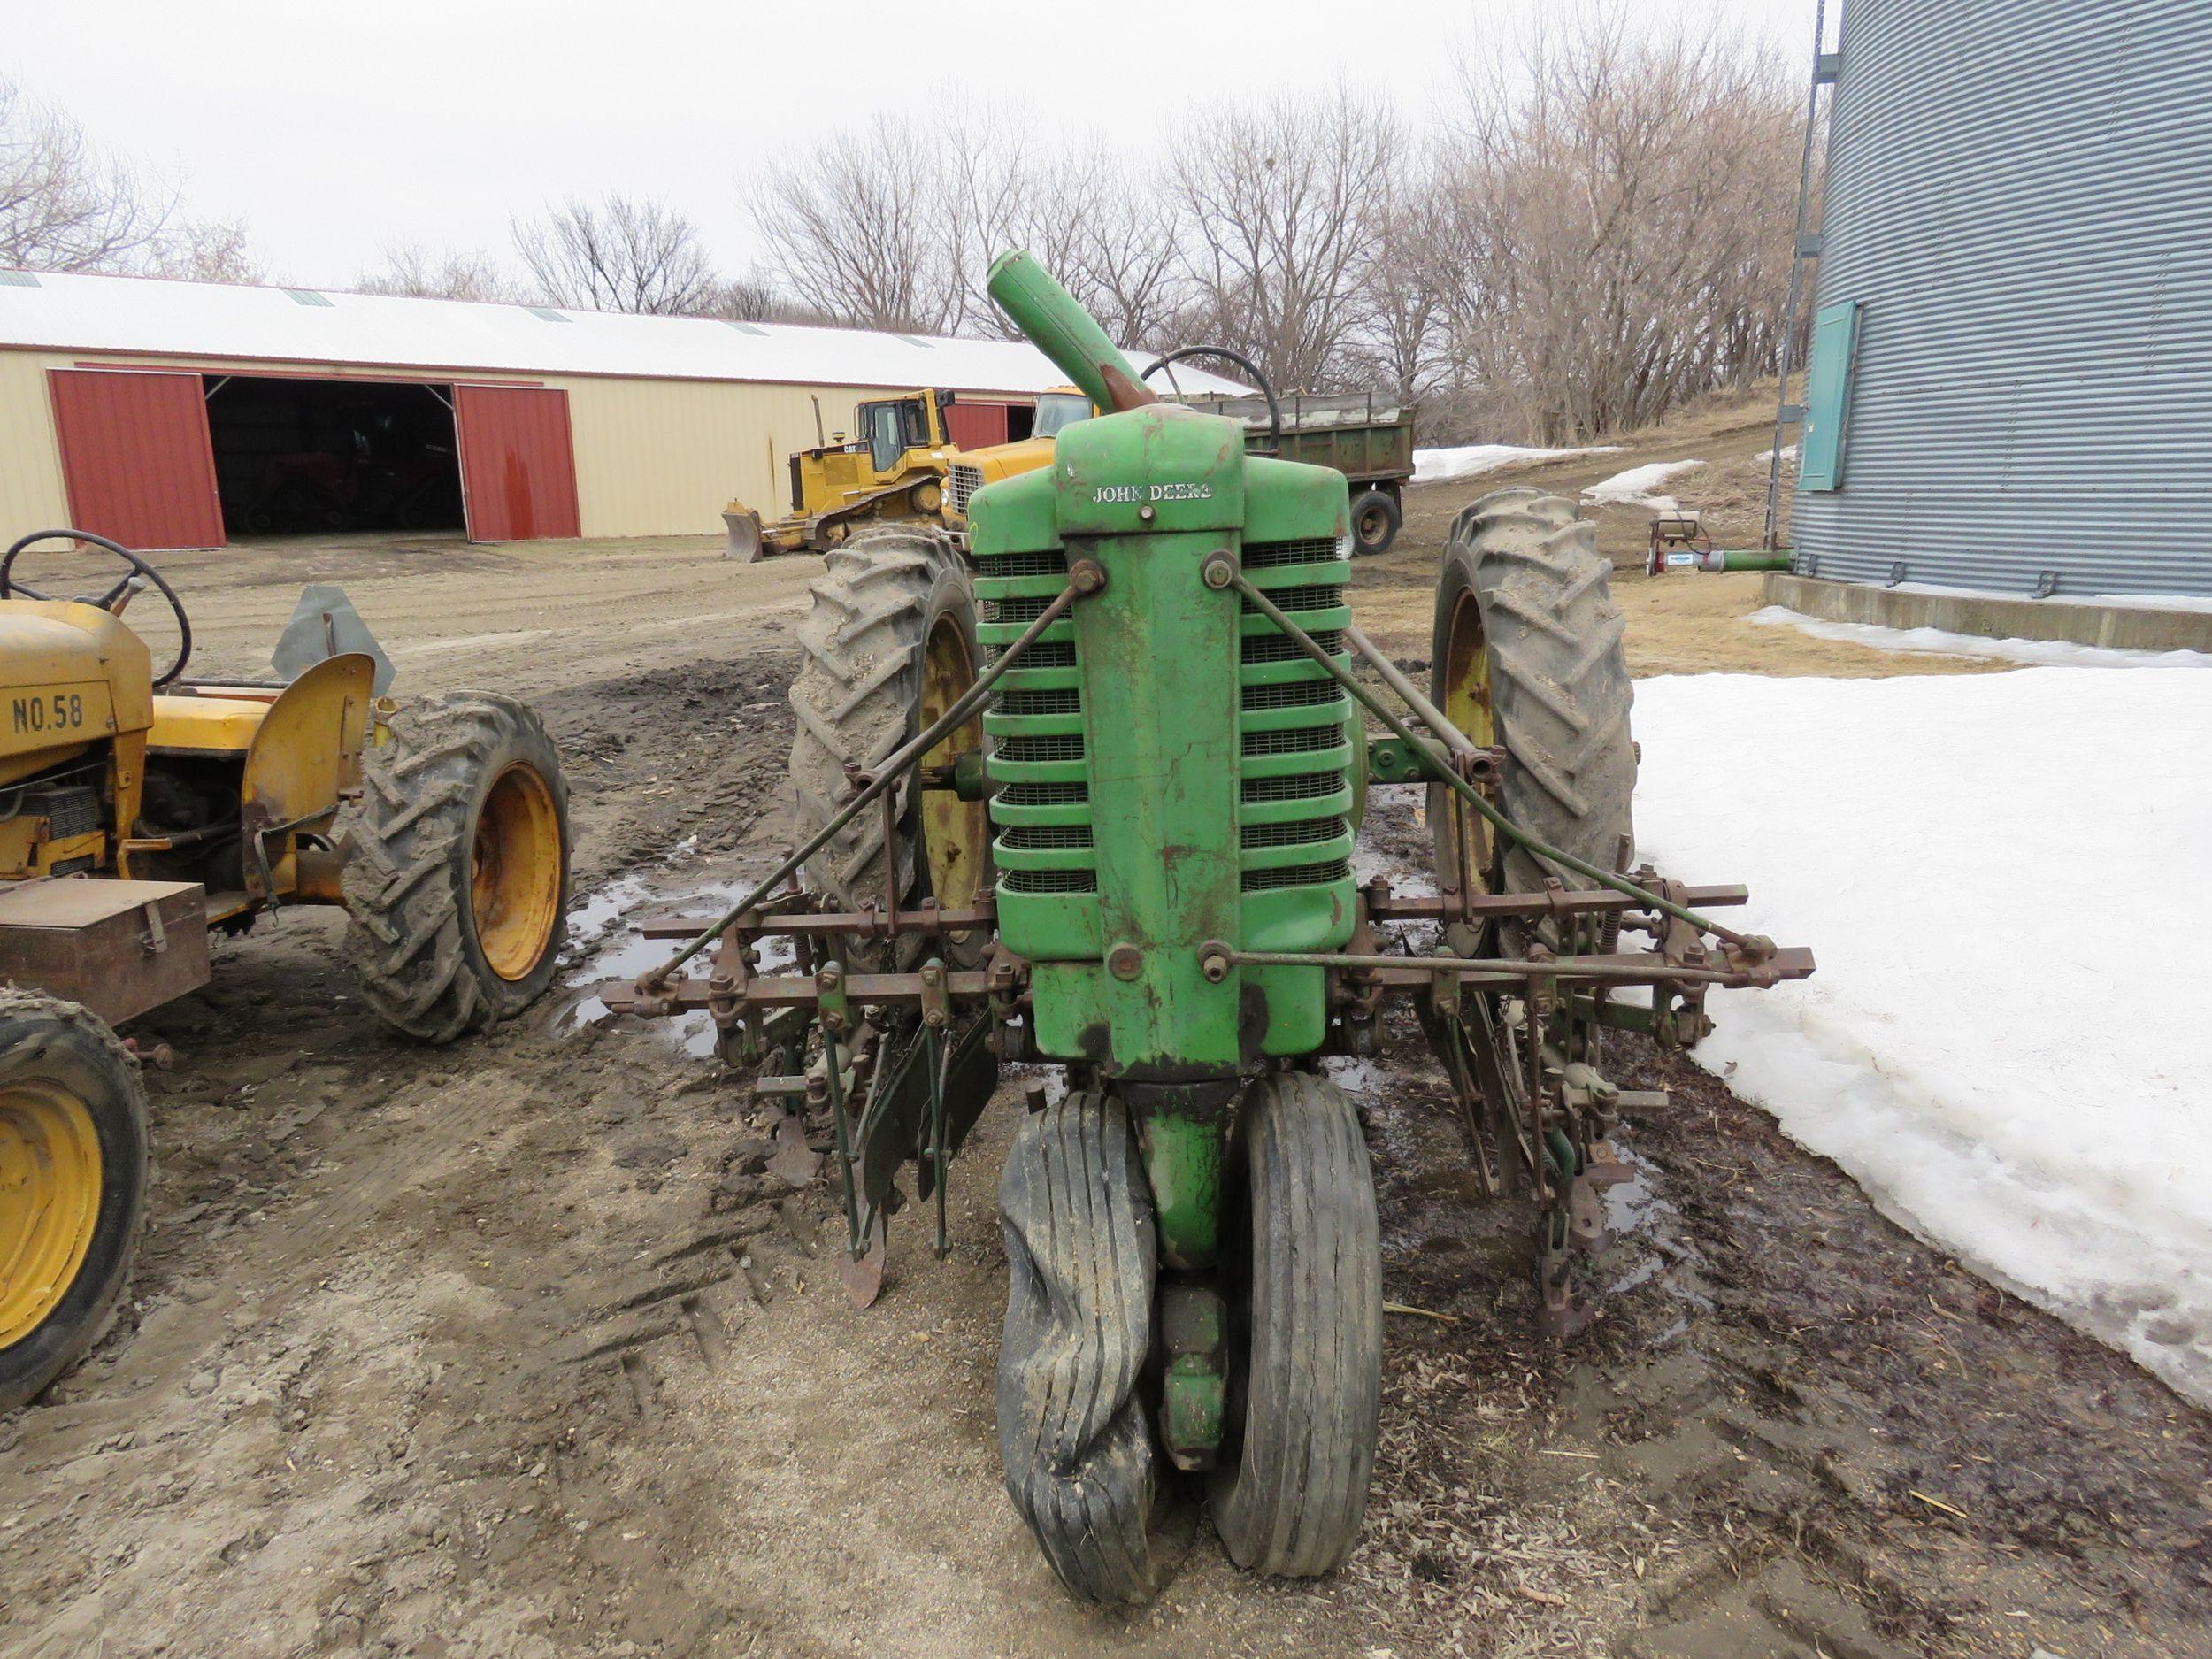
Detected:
left=1241, top=536, right=1342, bottom=570
left=1003, top=867, right=1099, bottom=895
left=998, top=733, right=1086, bottom=764
left=1001, top=823, right=1094, bottom=850
left=1243, top=858, right=1352, bottom=892
left=1243, top=724, right=1343, bottom=757
left=1242, top=678, right=1347, bottom=711
left=983, top=529, right=1356, bottom=918
left=1001, top=780, right=1087, bottom=807
left=1244, top=581, right=1346, bottom=616
left=1242, top=815, right=1348, bottom=849
left=1244, top=628, right=1343, bottom=664
left=1237, top=536, right=1356, bottom=900
left=949, top=464, right=986, bottom=517
left=980, top=594, right=1059, bottom=626
left=998, top=687, right=1082, bottom=717
left=1245, top=771, right=1340, bottom=803
left=988, top=639, right=1076, bottom=670
left=976, top=547, right=1067, bottom=578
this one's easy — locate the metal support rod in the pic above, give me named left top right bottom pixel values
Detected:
left=644, top=580, right=1082, bottom=981
left=1235, top=573, right=1760, bottom=949
left=1342, top=625, right=1477, bottom=759
left=1225, top=948, right=1749, bottom=986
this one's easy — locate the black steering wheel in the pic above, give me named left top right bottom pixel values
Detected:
left=1142, top=346, right=1282, bottom=453
left=3, top=529, right=194, bottom=687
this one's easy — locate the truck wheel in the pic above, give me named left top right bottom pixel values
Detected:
left=996, top=1094, right=1171, bottom=1603
left=1211, top=1071, right=1381, bottom=1575
left=345, top=692, right=572, bottom=1043
left=1348, top=488, right=1402, bottom=557
left=788, top=527, right=988, bottom=969
left=1429, top=488, right=1635, bottom=943
left=0, top=993, right=148, bottom=1411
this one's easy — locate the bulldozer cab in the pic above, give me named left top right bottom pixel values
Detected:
left=855, top=395, right=943, bottom=474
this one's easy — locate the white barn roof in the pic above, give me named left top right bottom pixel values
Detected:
left=0, top=269, right=1245, bottom=396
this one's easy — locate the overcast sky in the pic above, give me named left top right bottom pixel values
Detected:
left=10, top=0, right=1821, bottom=293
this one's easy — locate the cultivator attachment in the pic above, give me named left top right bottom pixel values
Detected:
left=604, top=248, right=1812, bottom=1604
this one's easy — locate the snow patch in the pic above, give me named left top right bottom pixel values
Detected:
left=1634, top=666, right=2212, bottom=1405
left=1411, top=442, right=1621, bottom=484
left=1755, top=442, right=1801, bottom=465
left=1583, top=458, right=1704, bottom=511
left=1750, top=605, right=2212, bottom=669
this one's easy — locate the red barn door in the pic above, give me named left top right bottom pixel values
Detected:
left=454, top=385, right=580, bottom=541
left=48, top=368, right=225, bottom=550
left=943, top=400, right=1011, bottom=449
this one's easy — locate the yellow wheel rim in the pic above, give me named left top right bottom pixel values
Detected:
left=0, top=1084, right=103, bottom=1350
left=918, top=615, right=988, bottom=921
left=1440, top=588, right=1498, bottom=885
left=471, top=763, right=564, bottom=982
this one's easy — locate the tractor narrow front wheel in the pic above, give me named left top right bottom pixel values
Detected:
left=996, top=1093, right=1171, bottom=1603
left=0, top=992, right=148, bottom=1410
left=344, top=692, right=572, bottom=1042
left=1210, top=1071, right=1382, bottom=1576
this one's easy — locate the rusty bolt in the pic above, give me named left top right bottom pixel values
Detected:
left=1107, top=942, right=1143, bottom=981
left=1200, top=549, right=1237, bottom=590
left=1069, top=557, right=1106, bottom=595
left=816, top=963, right=843, bottom=992
left=1198, top=941, right=1233, bottom=984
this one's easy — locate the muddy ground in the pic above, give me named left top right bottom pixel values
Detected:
left=3, top=495, right=2204, bottom=1659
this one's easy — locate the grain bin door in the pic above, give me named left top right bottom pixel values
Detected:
left=943, top=401, right=1010, bottom=449
left=48, top=368, right=225, bottom=551
left=454, top=385, right=581, bottom=541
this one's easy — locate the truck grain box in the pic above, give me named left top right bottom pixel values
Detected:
left=1170, top=390, right=1415, bottom=554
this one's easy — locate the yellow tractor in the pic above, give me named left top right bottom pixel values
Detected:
left=0, top=529, right=572, bottom=1409
left=937, top=387, right=1094, bottom=534
left=725, top=388, right=960, bottom=561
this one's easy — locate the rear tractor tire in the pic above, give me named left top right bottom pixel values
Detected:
left=787, top=527, right=988, bottom=968
left=1430, top=488, right=1636, bottom=939
left=344, top=692, right=572, bottom=1043
left=1210, top=1071, right=1383, bottom=1575
left=0, top=992, right=149, bottom=1411
left=996, top=1094, right=1172, bottom=1604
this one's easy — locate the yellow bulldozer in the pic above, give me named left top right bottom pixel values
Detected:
left=724, top=388, right=960, bottom=561
left=0, top=529, right=572, bottom=1409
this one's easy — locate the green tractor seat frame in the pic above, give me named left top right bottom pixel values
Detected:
left=609, top=252, right=1811, bottom=1602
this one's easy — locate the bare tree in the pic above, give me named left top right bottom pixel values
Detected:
left=0, top=76, right=173, bottom=271
left=1434, top=9, right=1802, bottom=442
left=512, top=194, right=720, bottom=314
left=150, top=218, right=261, bottom=284
left=357, top=243, right=521, bottom=303
left=1166, top=90, right=1402, bottom=391
left=747, top=118, right=954, bottom=332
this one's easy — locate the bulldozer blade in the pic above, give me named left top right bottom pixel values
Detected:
left=724, top=509, right=766, bottom=562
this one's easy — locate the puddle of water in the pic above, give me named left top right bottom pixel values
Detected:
left=561, top=854, right=783, bottom=1059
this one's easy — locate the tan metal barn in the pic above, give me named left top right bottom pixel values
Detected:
left=0, top=270, right=1227, bottom=550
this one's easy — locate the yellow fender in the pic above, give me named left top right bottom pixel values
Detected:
left=239, top=652, right=375, bottom=904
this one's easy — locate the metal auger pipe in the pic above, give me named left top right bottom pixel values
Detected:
left=643, top=578, right=1086, bottom=983
left=1230, top=572, right=1762, bottom=952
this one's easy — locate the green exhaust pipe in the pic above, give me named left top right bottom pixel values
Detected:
left=987, top=250, right=1158, bottom=415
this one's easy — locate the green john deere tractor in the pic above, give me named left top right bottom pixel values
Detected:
left=611, top=251, right=1809, bottom=1601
